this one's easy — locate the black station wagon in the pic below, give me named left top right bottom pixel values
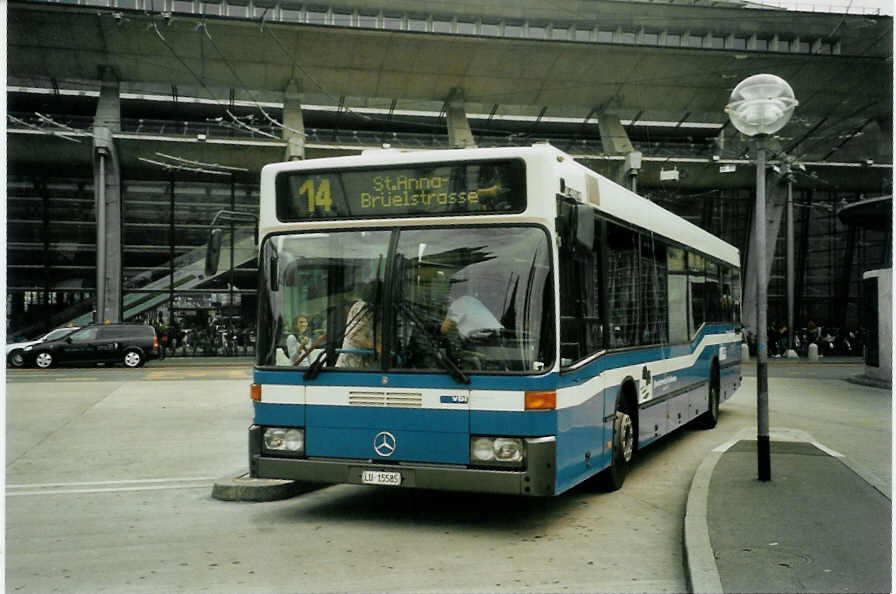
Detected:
left=24, top=323, right=159, bottom=369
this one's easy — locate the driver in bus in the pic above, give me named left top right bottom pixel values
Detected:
left=440, top=295, right=504, bottom=341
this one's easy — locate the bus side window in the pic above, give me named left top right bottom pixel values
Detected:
left=667, top=246, right=688, bottom=344
left=559, top=213, right=602, bottom=366
left=688, top=251, right=706, bottom=337
left=705, top=260, right=721, bottom=322
left=606, top=222, right=639, bottom=348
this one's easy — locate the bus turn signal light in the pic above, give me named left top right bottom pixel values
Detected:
left=250, top=383, right=261, bottom=402
left=525, top=390, right=556, bottom=410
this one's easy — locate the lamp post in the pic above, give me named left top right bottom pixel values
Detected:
left=725, top=74, right=797, bottom=481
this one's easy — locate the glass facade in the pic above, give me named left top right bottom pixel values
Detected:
left=6, top=175, right=259, bottom=357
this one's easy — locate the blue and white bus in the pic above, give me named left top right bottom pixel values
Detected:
left=244, top=143, right=742, bottom=496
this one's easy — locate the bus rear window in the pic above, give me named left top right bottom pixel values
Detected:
left=275, top=159, right=525, bottom=221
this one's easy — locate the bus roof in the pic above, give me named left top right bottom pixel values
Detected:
left=261, top=143, right=740, bottom=267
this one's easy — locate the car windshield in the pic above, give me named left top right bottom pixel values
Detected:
left=257, top=226, right=554, bottom=374
left=43, top=328, right=76, bottom=342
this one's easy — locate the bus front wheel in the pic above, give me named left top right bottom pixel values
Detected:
left=601, top=409, right=634, bottom=491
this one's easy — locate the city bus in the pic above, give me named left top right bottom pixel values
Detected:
left=237, top=142, right=742, bottom=496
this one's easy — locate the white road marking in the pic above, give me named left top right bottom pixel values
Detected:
left=8, top=477, right=215, bottom=496
left=8, top=477, right=216, bottom=489
left=7, top=484, right=211, bottom=496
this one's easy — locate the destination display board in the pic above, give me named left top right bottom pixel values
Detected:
left=276, top=159, right=525, bottom=221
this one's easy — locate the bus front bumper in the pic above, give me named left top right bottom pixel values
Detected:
left=249, top=426, right=556, bottom=497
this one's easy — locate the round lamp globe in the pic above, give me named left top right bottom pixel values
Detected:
left=725, top=74, right=798, bottom=136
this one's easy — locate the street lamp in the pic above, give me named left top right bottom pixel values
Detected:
left=725, top=74, right=797, bottom=481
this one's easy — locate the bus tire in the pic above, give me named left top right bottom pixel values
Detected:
left=600, top=409, right=635, bottom=492
left=698, top=369, right=720, bottom=429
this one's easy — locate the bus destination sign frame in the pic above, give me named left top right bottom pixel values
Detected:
left=275, top=158, right=526, bottom=221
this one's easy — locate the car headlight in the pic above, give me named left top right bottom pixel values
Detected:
left=470, top=436, right=525, bottom=468
left=24, top=346, right=33, bottom=352
left=262, top=427, right=305, bottom=456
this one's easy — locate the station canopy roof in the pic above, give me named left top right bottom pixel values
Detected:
left=7, top=0, right=893, bottom=192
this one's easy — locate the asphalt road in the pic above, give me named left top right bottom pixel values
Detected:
left=5, top=360, right=888, bottom=593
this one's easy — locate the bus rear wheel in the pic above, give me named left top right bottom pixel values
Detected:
left=698, top=379, right=720, bottom=429
left=600, top=409, right=634, bottom=491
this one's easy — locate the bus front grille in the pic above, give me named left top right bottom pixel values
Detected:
left=348, top=391, right=423, bottom=408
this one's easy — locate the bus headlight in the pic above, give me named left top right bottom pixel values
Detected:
left=263, top=427, right=305, bottom=456
left=470, top=436, right=525, bottom=468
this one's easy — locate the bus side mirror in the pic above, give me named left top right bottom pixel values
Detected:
left=556, top=198, right=594, bottom=257
left=573, top=203, right=594, bottom=255
left=270, top=256, right=279, bottom=292
left=205, top=228, right=223, bottom=276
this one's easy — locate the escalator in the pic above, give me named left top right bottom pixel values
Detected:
left=11, top=230, right=257, bottom=338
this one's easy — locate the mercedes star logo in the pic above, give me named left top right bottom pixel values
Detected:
left=373, top=431, right=397, bottom=457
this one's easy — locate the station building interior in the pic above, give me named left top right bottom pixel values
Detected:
left=6, top=0, right=893, bottom=359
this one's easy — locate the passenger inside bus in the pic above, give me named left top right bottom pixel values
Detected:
left=286, top=315, right=312, bottom=365
left=335, top=281, right=382, bottom=368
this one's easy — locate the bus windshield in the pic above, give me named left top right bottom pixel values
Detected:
left=257, top=226, right=554, bottom=374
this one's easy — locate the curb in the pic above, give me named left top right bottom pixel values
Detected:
left=846, top=374, right=892, bottom=390
left=684, top=449, right=725, bottom=594
left=683, top=428, right=891, bottom=593
left=211, top=471, right=321, bottom=502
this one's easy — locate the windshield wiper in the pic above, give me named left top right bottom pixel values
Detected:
left=395, top=299, right=469, bottom=385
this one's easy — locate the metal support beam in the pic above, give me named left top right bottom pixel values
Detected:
left=795, top=190, right=813, bottom=323
left=283, top=79, right=306, bottom=160
left=598, top=112, right=634, bottom=155
left=835, top=218, right=857, bottom=331
left=785, top=175, right=797, bottom=356
left=93, top=68, right=122, bottom=324
left=445, top=87, right=476, bottom=148
left=598, top=112, right=640, bottom=192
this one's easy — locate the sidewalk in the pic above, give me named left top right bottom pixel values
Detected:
left=146, top=355, right=254, bottom=368
left=685, top=429, right=891, bottom=593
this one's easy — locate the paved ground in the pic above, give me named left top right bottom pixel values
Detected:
left=685, top=359, right=892, bottom=594
left=5, top=356, right=891, bottom=593
left=708, top=439, right=890, bottom=593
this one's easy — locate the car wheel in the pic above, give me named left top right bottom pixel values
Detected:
left=8, top=349, right=25, bottom=368
left=123, top=349, right=144, bottom=368
left=35, top=352, right=54, bottom=369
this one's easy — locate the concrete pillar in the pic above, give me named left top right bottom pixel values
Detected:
left=741, top=168, right=787, bottom=345
left=598, top=112, right=639, bottom=192
left=283, top=79, right=306, bottom=160
left=93, top=68, right=122, bottom=324
left=445, top=88, right=476, bottom=148
left=863, top=269, right=892, bottom=385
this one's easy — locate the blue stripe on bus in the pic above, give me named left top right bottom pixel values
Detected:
left=253, top=402, right=306, bottom=427
left=308, top=425, right=470, bottom=464
left=469, top=410, right=557, bottom=436
left=252, top=324, right=739, bottom=392
left=307, top=405, right=467, bottom=432
left=253, top=351, right=742, bottom=495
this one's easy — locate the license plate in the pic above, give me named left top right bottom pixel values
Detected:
left=361, top=470, right=402, bottom=486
